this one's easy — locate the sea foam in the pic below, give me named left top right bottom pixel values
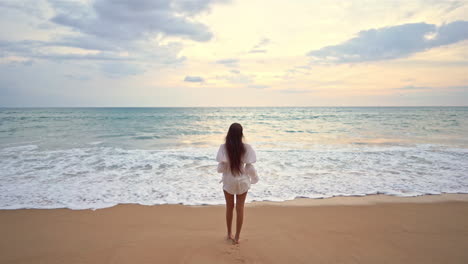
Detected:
left=1, top=143, right=467, bottom=209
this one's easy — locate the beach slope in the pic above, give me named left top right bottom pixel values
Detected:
left=1, top=197, right=468, bottom=263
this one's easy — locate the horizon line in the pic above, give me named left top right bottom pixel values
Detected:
left=1, top=105, right=468, bottom=108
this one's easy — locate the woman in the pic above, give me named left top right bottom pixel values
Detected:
left=216, top=123, right=258, bottom=244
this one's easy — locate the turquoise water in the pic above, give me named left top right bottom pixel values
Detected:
left=1, top=107, right=467, bottom=209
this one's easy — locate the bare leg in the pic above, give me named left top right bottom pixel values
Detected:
left=223, top=190, right=235, bottom=240
left=234, top=191, right=248, bottom=244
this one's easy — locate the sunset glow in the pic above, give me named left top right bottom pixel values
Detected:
left=1, top=0, right=467, bottom=106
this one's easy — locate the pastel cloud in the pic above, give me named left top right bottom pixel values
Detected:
left=0, top=0, right=233, bottom=81
left=249, top=37, right=270, bottom=53
left=50, top=0, right=230, bottom=42
left=396, top=85, right=468, bottom=91
left=247, top=84, right=269, bottom=89
left=184, top=76, right=205, bottom=82
left=308, top=21, right=468, bottom=63
left=0, top=0, right=228, bottom=68
left=397, top=85, right=432, bottom=90
left=215, top=58, right=239, bottom=67
left=1, top=0, right=467, bottom=107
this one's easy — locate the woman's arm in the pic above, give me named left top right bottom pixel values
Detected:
left=217, top=162, right=227, bottom=173
left=245, top=163, right=259, bottom=184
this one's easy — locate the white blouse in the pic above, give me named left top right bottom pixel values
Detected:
left=216, top=143, right=259, bottom=195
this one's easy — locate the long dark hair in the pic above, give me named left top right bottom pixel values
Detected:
left=225, top=123, right=246, bottom=176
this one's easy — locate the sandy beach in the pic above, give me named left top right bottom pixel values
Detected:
left=1, top=194, right=468, bottom=264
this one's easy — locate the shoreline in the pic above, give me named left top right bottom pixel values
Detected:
left=249, top=193, right=468, bottom=207
left=2, top=193, right=468, bottom=211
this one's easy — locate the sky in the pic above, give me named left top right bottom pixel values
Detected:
left=0, top=0, right=468, bottom=107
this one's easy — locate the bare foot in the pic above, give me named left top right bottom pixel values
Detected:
left=233, top=235, right=240, bottom=244
left=226, top=234, right=233, bottom=241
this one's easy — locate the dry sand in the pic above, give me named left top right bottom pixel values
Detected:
left=1, top=194, right=468, bottom=264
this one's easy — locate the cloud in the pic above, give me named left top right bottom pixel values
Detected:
left=249, top=37, right=270, bottom=53
left=252, top=38, right=270, bottom=48
left=0, top=28, right=186, bottom=78
left=216, top=58, right=239, bottom=67
left=184, top=76, right=205, bottom=82
left=100, top=62, right=145, bottom=78
left=0, top=0, right=226, bottom=76
left=397, top=85, right=432, bottom=90
left=49, top=0, right=226, bottom=42
left=248, top=84, right=269, bottom=89
left=216, top=72, right=252, bottom=84
left=64, top=74, right=92, bottom=81
left=308, top=20, right=468, bottom=63
left=0, top=0, right=46, bottom=18
left=0, top=39, right=185, bottom=66
left=276, top=89, right=313, bottom=94
left=443, top=0, right=465, bottom=13
left=396, top=85, right=468, bottom=91
left=249, top=49, right=267, bottom=53
left=173, top=0, right=230, bottom=16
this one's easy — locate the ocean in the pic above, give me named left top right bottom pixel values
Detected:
left=1, top=107, right=467, bottom=209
